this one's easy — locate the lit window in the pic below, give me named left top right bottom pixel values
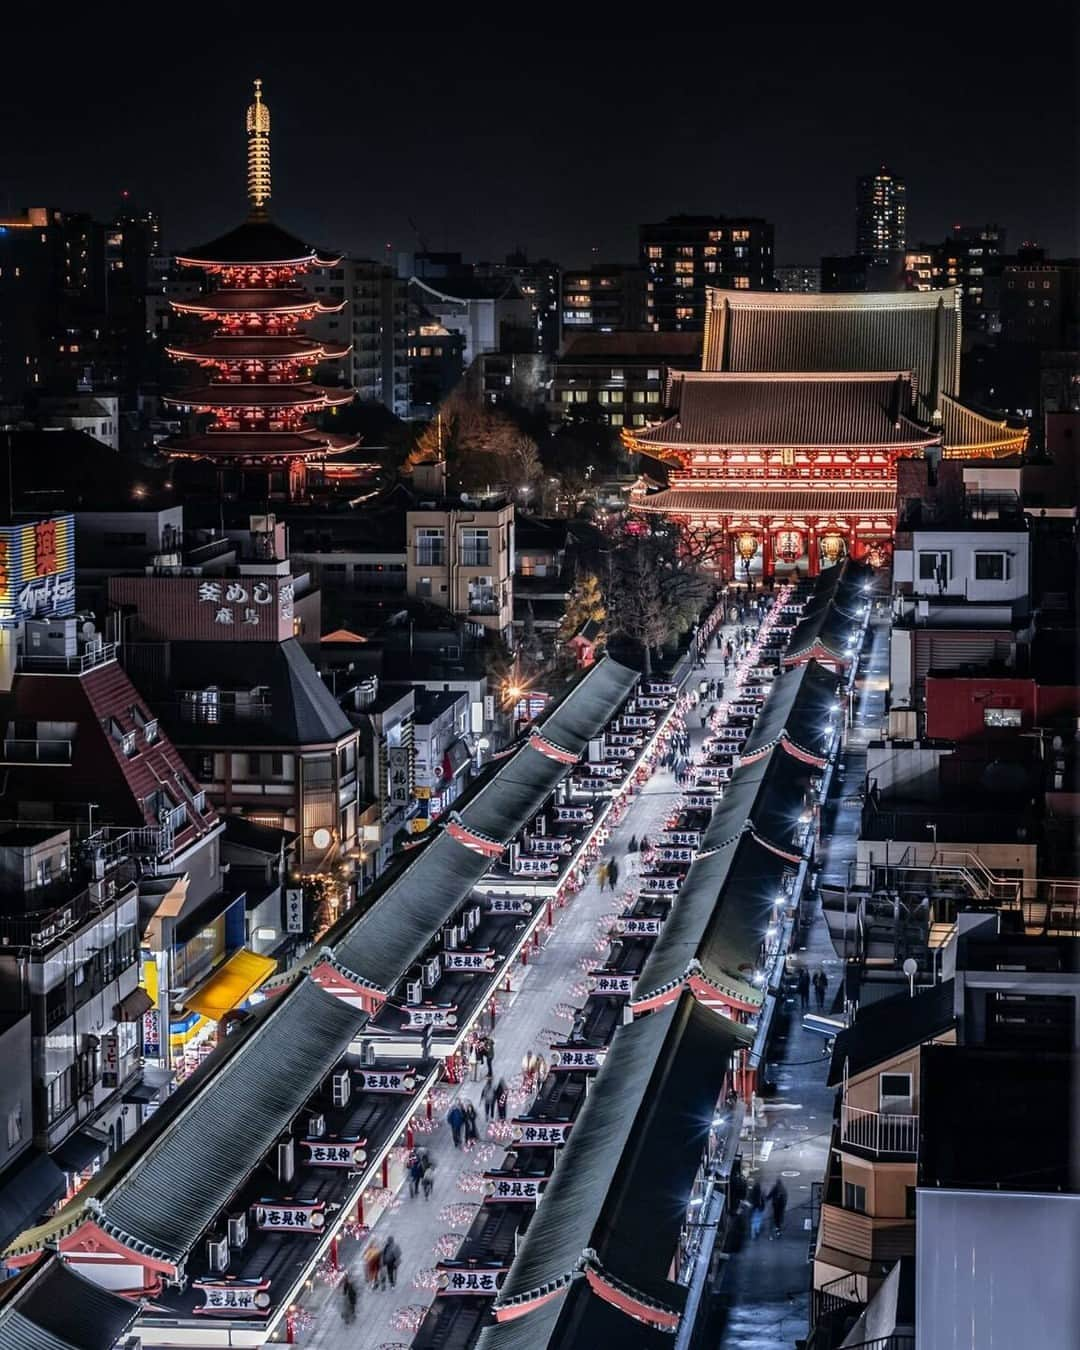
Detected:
left=647, top=246, right=662, bottom=259
left=674, top=261, right=694, bottom=274
left=609, top=413, right=623, bottom=426
left=733, top=276, right=750, bottom=290
left=707, top=230, right=724, bottom=242
left=676, top=276, right=693, bottom=288
left=678, top=246, right=695, bottom=258
left=646, top=391, right=660, bottom=403
left=984, top=707, right=1022, bottom=727
left=732, top=229, right=751, bottom=242
left=646, top=368, right=660, bottom=380
left=675, top=306, right=694, bottom=320
left=704, top=261, right=717, bottom=274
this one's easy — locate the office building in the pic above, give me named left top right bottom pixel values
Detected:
left=560, top=263, right=647, bottom=332
left=640, top=215, right=774, bottom=331
left=855, top=168, right=907, bottom=257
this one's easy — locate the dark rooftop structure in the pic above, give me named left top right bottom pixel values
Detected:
left=828, top=980, right=956, bottom=1085
left=0, top=1252, right=138, bottom=1350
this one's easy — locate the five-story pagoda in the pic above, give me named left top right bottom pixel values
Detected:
left=163, top=80, right=356, bottom=500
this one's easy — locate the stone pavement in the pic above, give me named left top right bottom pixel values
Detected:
left=700, top=612, right=889, bottom=1350
left=297, top=619, right=748, bottom=1349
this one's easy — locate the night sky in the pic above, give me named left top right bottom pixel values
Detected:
left=2, top=25, right=1074, bottom=266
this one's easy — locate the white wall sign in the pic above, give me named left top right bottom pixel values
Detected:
left=405, top=1006, right=458, bottom=1028
left=486, top=896, right=533, bottom=915
left=443, top=950, right=495, bottom=973
left=483, top=1174, right=544, bottom=1203
left=616, top=916, right=664, bottom=936
left=388, top=746, right=411, bottom=805
left=510, top=1120, right=571, bottom=1146
left=284, top=888, right=304, bottom=933
left=589, top=972, right=635, bottom=996
left=193, top=1281, right=271, bottom=1316
left=554, top=806, right=592, bottom=823
left=253, top=1203, right=325, bottom=1232
left=549, top=1046, right=606, bottom=1071
left=436, top=1264, right=506, bottom=1295
left=658, top=846, right=695, bottom=863
left=641, top=875, right=681, bottom=893
left=662, top=831, right=701, bottom=847
left=358, top=1070, right=417, bottom=1093
left=620, top=715, right=655, bottom=729
left=513, top=857, right=558, bottom=876
left=300, top=1139, right=367, bottom=1167
left=526, top=836, right=571, bottom=856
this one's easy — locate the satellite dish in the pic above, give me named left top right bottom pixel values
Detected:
left=81, top=621, right=96, bottom=640
left=312, top=827, right=332, bottom=851
left=902, top=957, right=918, bottom=997
left=1052, top=735, right=1063, bottom=751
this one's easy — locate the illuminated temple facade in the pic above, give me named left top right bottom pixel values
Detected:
left=626, top=289, right=1027, bottom=581
left=163, top=81, right=356, bottom=500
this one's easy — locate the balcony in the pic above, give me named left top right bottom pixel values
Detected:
left=17, top=643, right=117, bottom=675
left=1, top=737, right=73, bottom=764
left=819, top=1203, right=915, bottom=1265
left=840, top=1105, right=918, bottom=1158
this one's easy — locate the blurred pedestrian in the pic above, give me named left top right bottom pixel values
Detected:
left=447, top=1101, right=465, bottom=1148
left=482, top=1077, right=496, bottom=1120
left=363, top=1240, right=382, bottom=1288
left=483, top=1037, right=495, bottom=1076
left=495, top=1077, right=509, bottom=1120
left=408, top=1148, right=425, bottom=1198
left=797, top=967, right=811, bottom=1012
left=382, top=1236, right=401, bottom=1288
left=463, top=1098, right=478, bottom=1143
left=342, top=1272, right=358, bottom=1321
left=421, top=1154, right=436, bottom=1198
left=814, top=969, right=828, bottom=1011
left=608, top=858, right=619, bottom=890
left=749, top=1180, right=765, bottom=1239
left=767, top=1178, right=788, bottom=1236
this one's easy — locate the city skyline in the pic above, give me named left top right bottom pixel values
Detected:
left=0, top=27, right=1074, bottom=266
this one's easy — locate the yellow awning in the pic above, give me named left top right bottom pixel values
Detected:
left=183, top=949, right=277, bottom=1022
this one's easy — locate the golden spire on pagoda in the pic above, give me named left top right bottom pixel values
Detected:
left=246, top=78, right=271, bottom=212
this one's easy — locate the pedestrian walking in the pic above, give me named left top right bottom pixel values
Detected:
left=597, top=861, right=609, bottom=890
left=381, top=1236, right=401, bottom=1288
left=495, top=1077, right=509, bottom=1120
left=484, top=1037, right=495, bottom=1077
left=463, top=1099, right=478, bottom=1143
left=814, top=969, right=828, bottom=1011
left=522, top=1050, right=537, bottom=1092
left=700, top=711, right=707, bottom=729
left=628, top=834, right=638, bottom=852
left=608, top=858, right=619, bottom=890
left=639, top=835, right=651, bottom=853
left=797, top=967, right=811, bottom=1012
left=408, top=1148, right=425, bottom=1198
left=482, top=1077, right=496, bottom=1120
left=421, top=1154, right=436, bottom=1198
left=341, top=1272, right=358, bottom=1322
left=749, top=1180, right=765, bottom=1239
left=447, top=1101, right=465, bottom=1148
left=767, top=1178, right=788, bottom=1236
left=363, top=1240, right=382, bottom=1288
left=467, top=1040, right=480, bottom=1081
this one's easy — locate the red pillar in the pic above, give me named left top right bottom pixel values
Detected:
left=286, top=1308, right=296, bottom=1344
left=761, top=527, right=773, bottom=584
left=807, top=522, right=820, bottom=577
left=381, top=1156, right=389, bottom=1187
left=330, top=1236, right=339, bottom=1270
left=356, top=1192, right=364, bottom=1225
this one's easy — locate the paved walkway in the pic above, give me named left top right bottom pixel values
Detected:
left=298, top=621, right=748, bottom=1349
left=703, top=613, right=889, bottom=1350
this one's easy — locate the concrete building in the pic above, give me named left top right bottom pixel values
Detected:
left=406, top=497, right=514, bottom=642
left=408, top=275, right=534, bottom=367
left=306, top=257, right=410, bottom=416
left=640, top=214, right=774, bottom=331
left=37, top=396, right=120, bottom=451
left=775, top=264, right=821, bottom=293
left=855, top=168, right=907, bottom=257
left=560, top=263, right=647, bottom=332
left=550, top=331, right=700, bottom=428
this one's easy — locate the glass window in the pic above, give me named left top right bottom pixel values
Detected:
left=843, top=1181, right=867, bottom=1213
left=460, top=527, right=491, bottom=567
left=415, top=526, right=445, bottom=566
left=918, top=551, right=950, bottom=582
left=609, top=413, right=623, bottom=427
left=734, top=275, right=751, bottom=289
left=646, top=368, right=661, bottom=380
left=974, top=552, right=1007, bottom=581
left=984, top=707, right=1022, bottom=727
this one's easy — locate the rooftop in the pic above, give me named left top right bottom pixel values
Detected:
left=176, top=213, right=338, bottom=267
left=828, top=979, right=956, bottom=1085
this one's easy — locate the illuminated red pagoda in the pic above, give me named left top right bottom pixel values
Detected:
left=163, top=80, right=356, bottom=500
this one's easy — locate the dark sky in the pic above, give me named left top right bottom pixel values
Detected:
left=1, top=26, right=1075, bottom=267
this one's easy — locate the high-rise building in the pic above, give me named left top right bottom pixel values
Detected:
left=640, top=215, right=774, bottom=331
left=855, top=168, right=907, bottom=257
left=306, top=258, right=410, bottom=416
left=162, top=81, right=357, bottom=502
left=775, top=264, right=821, bottom=293
left=560, top=263, right=647, bottom=332
left=904, top=224, right=1007, bottom=338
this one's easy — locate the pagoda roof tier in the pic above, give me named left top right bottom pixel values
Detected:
left=171, top=289, right=345, bottom=316
left=163, top=429, right=360, bottom=461
left=631, top=485, right=897, bottom=519
left=162, top=382, right=355, bottom=410
left=626, top=372, right=938, bottom=454
left=175, top=214, right=340, bottom=268
left=165, top=334, right=351, bottom=362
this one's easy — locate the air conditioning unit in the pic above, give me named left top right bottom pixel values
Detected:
left=227, top=1213, right=248, bottom=1248
left=207, top=1236, right=229, bottom=1274
left=277, top=1138, right=295, bottom=1184
left=465, top=905, right=480, bottom=933
left=360, top=1039, right=376, bottom=1066
left=443, top=924, right=459, bottom=950
left=405, top=979, right=423, bottom=1005
left=332, top=1070, right=351, bottom=1109
left=422, top=956, right=441, bottom=988
left=308, top=1113, right=327, bottom=1139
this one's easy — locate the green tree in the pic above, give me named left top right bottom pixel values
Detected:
left=559, top=569, right=606, bottom=644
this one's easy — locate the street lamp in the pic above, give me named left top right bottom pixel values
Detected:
left=925, top=822, right=937, bottom=858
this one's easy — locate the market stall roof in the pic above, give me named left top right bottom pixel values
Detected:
left=740, top=660, right=841, bottom=765
left=326, top=657, right=640, bottom=993
left=476, top=1278, right=673, bottom=1350
left=634, top=830, right=790, bottom=1013
left=0, top=1251, right=138, bottom=1350
left=493, top=995, right=747, bottom=1333
left=7, top=978, right=364, bottom=1267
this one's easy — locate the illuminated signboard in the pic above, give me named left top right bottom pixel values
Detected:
left=0, top=516, right=76, bottom=626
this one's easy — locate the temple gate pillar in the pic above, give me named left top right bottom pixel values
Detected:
left=761, top=526, right=773, bottom=583
left=807, top=522, right=820, bottom=577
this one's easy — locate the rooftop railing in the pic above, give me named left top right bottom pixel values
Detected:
left=840, top=1105, right=918, bottom=1157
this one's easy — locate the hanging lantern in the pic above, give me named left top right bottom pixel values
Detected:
left=776, top=529, right=802, bottom=563
left=735, top=532, right=758, bottom=562
left=820, top=532, right=845, bottom=564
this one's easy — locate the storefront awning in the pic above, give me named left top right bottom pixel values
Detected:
left=182, top=948, right=277, bottom=1022
left=51, top=1126, right=110, bottom=1175
left=0, top=1149, right=67, bottom=1248
left=115, top=987, right=153, bottom=1022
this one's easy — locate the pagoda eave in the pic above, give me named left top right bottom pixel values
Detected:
left=162, top=430, right=360, bottom=462
left=165, top=337, right=352, bottom=363
left=171, top=291, right=345, bottom=317
left=162, top=383, right=353, bottom=411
